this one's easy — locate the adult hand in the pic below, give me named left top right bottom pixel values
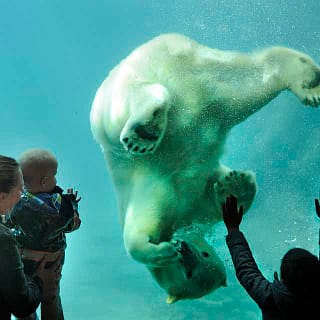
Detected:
left=222, top=194, right=243, bottom=233
left=33, top=253, right=63, bottom=289
left=315, top=198, right=320, bottom=219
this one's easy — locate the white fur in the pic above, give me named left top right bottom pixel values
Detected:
left=91, top=33, right=320, bottom=302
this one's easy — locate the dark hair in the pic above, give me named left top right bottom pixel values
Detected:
left=0, top=155, right=20, bottom=193
left=280, top=248, right=320, bottom=298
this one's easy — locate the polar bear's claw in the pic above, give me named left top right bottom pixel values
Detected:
left=303, top=95, right=320, bottom=107
left=121, top=132, right=158, bottom=155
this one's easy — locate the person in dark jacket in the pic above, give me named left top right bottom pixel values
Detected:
left=222, top=194, right=320, bottom=320
left=5, top=149, right=81, bottom=320
left=0, top=154, right=58, bottom=320
left=315, top=197, right=320, bottom=258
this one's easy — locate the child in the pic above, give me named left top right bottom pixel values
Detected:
left=6, top=149, right=81, bottom=320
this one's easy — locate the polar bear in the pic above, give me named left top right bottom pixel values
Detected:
left=90, top=33, right=320, bottom=303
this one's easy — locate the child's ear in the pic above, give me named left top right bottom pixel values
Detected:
left=0, top=192, right=8, bottom=202
left=40, top=176, right=48, bottom=187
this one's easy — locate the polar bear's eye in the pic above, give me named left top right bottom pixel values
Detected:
left=299, top=57, right=308, bottom=64
left=153, top=109, right=161, bottom=117
left=202, top=251, right=209, bottom=258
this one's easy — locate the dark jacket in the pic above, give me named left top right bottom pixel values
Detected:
left=226, top=230, right=317, bottom=320
left=5, top=186, right=81, bottom=252
left=0, top=224, right=42, bottom=319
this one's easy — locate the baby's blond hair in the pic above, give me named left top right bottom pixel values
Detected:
left=19, top=149, right=57, bottom=190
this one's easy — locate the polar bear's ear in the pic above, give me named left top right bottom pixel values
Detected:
left=166, top=295, right=180, bottom=304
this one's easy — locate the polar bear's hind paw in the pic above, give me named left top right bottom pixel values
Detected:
left=214, top=170, right=257, bottom=212
left=120, top=108, right=167, bottom=155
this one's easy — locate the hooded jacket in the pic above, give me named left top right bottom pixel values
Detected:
left=226, top=230, right=317, bottom=320
left=5, top=186, right=80, bottom=252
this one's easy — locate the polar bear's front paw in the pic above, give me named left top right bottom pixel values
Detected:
left=127, top=239, right=179, bottom=267
left=296, top=71, right=320, bottom=107
left=120, top=110, right=167, bottom=155
left=214, top=170, right=257, bottom=212
left=147, top=241, right=180, bottom=267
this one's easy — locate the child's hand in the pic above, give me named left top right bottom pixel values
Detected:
left=315, top=198, right=320, bottom=219
left=67, top=188, right=82, bottom=203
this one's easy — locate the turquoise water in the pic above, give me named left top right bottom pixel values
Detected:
left=1, top=1, right=319, bottom=319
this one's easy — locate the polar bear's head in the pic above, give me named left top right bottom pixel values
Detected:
left=149, top=234, right=227, bottom=303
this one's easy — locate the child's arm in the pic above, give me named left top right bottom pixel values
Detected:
left=60, top=188, right=82, bottom=232
left=315, top=198, right=320, bottom=218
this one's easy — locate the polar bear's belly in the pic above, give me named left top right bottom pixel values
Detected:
left=110, top=152, right=219, bottom=224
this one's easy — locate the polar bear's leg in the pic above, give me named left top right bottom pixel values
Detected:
left=120, top=83, right=171, bottom=155
left=122, top=175, right=180, bottom=267
left=123, top=224, right=179, bottom=267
